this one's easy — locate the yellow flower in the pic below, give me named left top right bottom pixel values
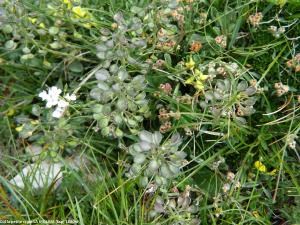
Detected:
left=83, top=23, right=91, bottom=28
left=277, top=0, right=287, bottom=7
left=39, top=23, right=46, bottom=29
left=254, top=161, right=267, bottom=173
left=267, top=169, right=277, bottom=176
left=185, top=56, right=195, bottom=70
left=6, top=109, right=15, bottom=117
left=15, top=124, right=24, bottom=132
left=195, top=69, right=208, bottom=81
left=28, top=17, right=37, bottom=24
left=30, top=120, right=40, bottom=125
left=194, top=80, right=204, bottom=91
left=63, top=0, right=72, bottom=8
left=62, top=0, right=80, bottom=8
left=70, top=6, right=95, bottom=28
left=252, top=211, right=260, bottom=218
left=72, top=6, right=88, bottom=18
left=185, top=76, right=195, bottom=85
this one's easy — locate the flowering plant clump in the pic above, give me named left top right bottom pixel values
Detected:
left=90, top=68, right=149, bottom=137
left=200, top=78, right=257, bottom=124
left=127, top=131, right=187, bottom=186
left=95, top=12, right=148, bottom=65
left=149, top=186, right=201, bottom=225
left=1, top=0, right=300, bottom=224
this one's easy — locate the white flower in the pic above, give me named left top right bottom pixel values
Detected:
left=57, top=99, right=69, bottom=108
left=39, top=86, right=62, bottom=108
left=65, top=93, right=76, bottom=101
left=226, top=171, right=235, bottom=181
left=39, top=86, right=76, bottom=118
left=10, top=161, right=63, bottom=190
left=52, top=108, right=65, bottom=118
left=38, top=90, right=48, bottom=101
left=222, top=183, right=230, bottom=193
left=48, top=86, right=62, bottom=97
left=52, top=99, right=69, bottom=118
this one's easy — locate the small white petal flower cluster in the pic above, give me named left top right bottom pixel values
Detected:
left=38, top=86, right=76, bottom=118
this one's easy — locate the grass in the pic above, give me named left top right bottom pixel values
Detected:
left=0, top=0, right=300, bottom=224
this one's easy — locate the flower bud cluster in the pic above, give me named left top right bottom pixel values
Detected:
left=222, top=171, right=241, bottom=194
left=215, top=35, right=227, bottom=48
left=274, top=82, right=289, bottom=97
left=286, top=54, right=300, bottom=72
left=286, top=134, right=298, bottom=150
left=248, top=12, right=263, bottom=27
left=268, top=26, right=285, bottom=38
left=149, top=185, right=200, bottom=225
left=157, top=107, right=181, bottom=133
left=199, top=61, right=241, bottom=79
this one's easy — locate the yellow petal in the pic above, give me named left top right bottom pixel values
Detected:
left=6, top=109, right=15, bottom=117
left=83, top=22, right=92, bottom=28
left=30, top=120, right=40, bottom=125
left=28, top=17, right=37, bottom=24
left=194, top=69, right=208, bottom=81
left=194, top=69, right=201, bottom=75
left=39, top=23, right=45, bottom=29
left=15, top=124, right=24, bottom=132
left=185, top=76, right=195, bottom=84
left=254, top=161, right=267, bottom=173
left=194, top=80, right=204, bottom=91
left=185, top=56, right=195, bottom=70
left=267, top=169, right=277, bottom=176
left=199, top=74, right=209, bottom=81
left=252, top=211, right=260, bottom=218
left=72, top=6, right=87, bottom=18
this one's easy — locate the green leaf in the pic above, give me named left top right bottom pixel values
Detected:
left=164, top=53, right=172, bottom=67
left=69, top=61, right=84, bottom=73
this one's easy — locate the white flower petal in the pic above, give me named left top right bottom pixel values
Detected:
left=65, top=93, right=76, bottom=101
left=69, top=94, right=76, bottom=101
left=52, top=108, right=64, bottom=118
left=49, top=86, right=62, bottom=96
left=57, top=99, right=69, bottom=108
left=38, top=91, right=49, bottom=101
left=46, top=101, right=54, bottom=108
